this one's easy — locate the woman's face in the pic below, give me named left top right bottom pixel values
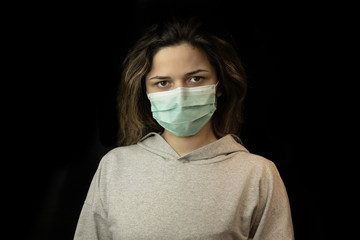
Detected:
left=145, top=43, right=218, bottom=93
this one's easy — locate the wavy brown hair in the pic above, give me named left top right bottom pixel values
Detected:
left=117, top=17, right=247, bottom=146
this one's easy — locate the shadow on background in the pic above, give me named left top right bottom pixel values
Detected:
left=11, top=1, right=337, bottom=239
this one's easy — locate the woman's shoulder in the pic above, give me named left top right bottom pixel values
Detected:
left=107, top=144, right=143, bottom=156
left=222, top=135, right=278, bottom=171
left=230, top=150, right=280, bottom=177
left=97, top=144, right=147, bottom=168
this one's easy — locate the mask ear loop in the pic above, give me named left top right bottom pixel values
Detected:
left=215, top=80, right=222, bottom=97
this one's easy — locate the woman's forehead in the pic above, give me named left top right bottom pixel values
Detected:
left=148, top=43, right=215, bottom=77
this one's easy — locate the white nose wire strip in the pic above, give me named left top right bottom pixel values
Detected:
left=147, top=81, right=219, bottom=98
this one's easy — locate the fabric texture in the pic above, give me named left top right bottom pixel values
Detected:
left=74, top=132, right=294, bottom=240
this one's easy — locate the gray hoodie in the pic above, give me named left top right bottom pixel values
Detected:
left=74, top=132, right=294, bottom=240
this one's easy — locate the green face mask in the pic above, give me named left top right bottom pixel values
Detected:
left=147, top=83, right=217, bottom=137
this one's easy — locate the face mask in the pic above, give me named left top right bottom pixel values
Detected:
left=147, top=83, right=218, bottom=137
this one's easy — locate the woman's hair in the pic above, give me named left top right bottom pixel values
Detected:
left=117, top=17, right=247, bottom=146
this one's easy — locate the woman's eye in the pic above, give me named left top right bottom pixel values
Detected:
left=156, top=81, right=169, bottom=87
left=189, top=76, right=203, bottom=83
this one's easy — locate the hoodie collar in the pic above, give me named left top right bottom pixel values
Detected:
left=137, top=132, right=248, bottom=163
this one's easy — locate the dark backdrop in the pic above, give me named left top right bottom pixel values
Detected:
left=10, top=1, right=339, bottom=239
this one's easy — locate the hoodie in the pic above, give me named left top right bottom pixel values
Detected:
left=74, top=132, right=294, bottom=240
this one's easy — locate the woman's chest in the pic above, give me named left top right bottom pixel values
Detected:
left=106, top=164, right=258, bottom=239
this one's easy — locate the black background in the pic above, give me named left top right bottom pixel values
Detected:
left=6, top=1, right=347, bottom=239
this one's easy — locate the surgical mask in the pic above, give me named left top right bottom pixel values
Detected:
left=147, top=83, right=218, bottom=137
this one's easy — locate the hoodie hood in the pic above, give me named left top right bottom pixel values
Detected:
left=137, top=132, right=249, bottom=163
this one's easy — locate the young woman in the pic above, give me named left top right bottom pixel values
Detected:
left=74, top=17, right=294, bottom=240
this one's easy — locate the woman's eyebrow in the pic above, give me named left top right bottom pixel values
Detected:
left=184, top=69, right=209, bottom=76
left=149, top=69, right=209, bottom=81
left=149, top=76, right=171, bottom=80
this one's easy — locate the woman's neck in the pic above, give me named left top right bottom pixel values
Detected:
left=161, top=121, right=218, bottom=157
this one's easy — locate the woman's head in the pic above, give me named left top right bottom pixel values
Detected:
left=117, top=17, right=247, bottom=146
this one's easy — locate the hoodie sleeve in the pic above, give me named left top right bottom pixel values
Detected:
left=74, top=158, right=112, bottom=240
left=250, top=161, right=294, bottom=240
